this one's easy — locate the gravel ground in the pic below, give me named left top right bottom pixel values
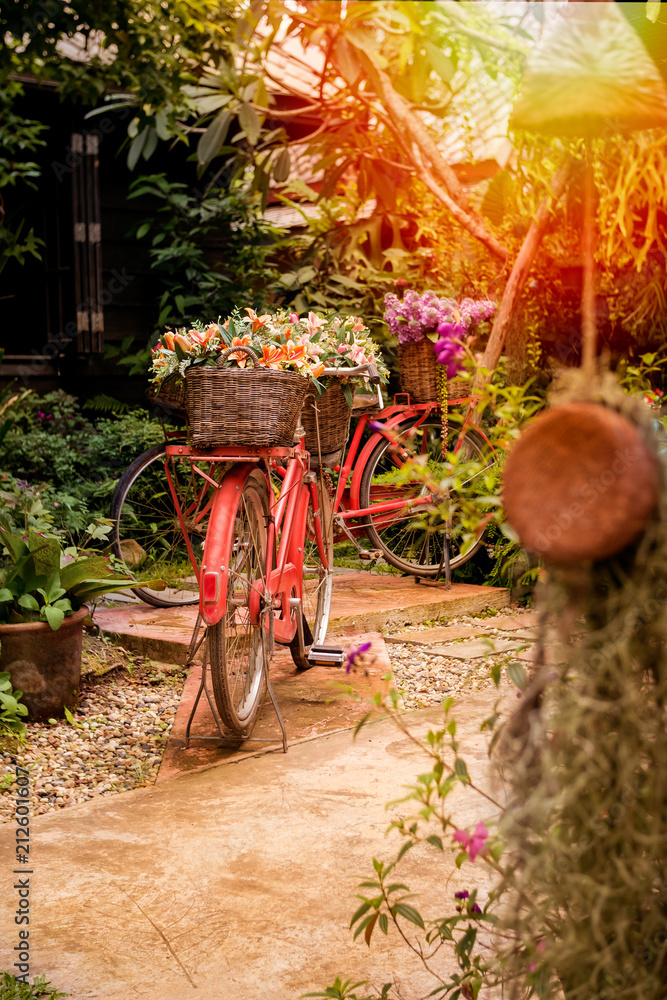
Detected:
left=0, top=609, right=536, bottom=821
left=384, top=609, right=536, bottom=710
left=0, top=636, right=186, bottom=823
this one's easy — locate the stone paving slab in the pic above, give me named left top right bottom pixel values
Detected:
left=157, top=632, right=391, bottom=782
left=93, top=575, right=509, bottom=663
left=425, top=638, right=529, bottom=660
left=0, top=692, right=505, bottom=1000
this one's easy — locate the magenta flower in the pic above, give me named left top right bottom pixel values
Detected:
left=529, top=940, right=546, bottom=972
left=454, top=890, right=469, bottom=900
left=453, top=822, right=489, bottom=861
left=344, top=641, right=372, bottom=673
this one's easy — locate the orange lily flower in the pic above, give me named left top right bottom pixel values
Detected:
left=312, top=362, right=325, bottom=379
left=228, top=334, right=253, bottom=367
left=174, top=333, right=193, bottom=353
left=244, top=307, right=271, bottom=334
left=257, top=344, right=286, bottom=370
left=163, top=332, right=176, bottom=352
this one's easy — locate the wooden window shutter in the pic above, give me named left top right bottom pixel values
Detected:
left=71, top=132, right=104, bottom=352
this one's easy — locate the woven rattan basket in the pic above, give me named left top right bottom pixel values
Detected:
left=398, top=339, right=469, bottom=402
left=302, top=381, right=352, bottom=459
left=147, top=375, right=187, bottom=416
left=185, top=345, right=310, bottom=447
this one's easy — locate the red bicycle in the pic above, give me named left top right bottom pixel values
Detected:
left=111, top=380, right=495, bottom=608
left=160, top=363, right=495, bottom=736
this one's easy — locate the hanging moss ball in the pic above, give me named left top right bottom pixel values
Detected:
left=503, top=402, right=660, bottom=564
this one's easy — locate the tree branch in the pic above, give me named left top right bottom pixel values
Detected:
left=474, top=153, right=575, bottom=387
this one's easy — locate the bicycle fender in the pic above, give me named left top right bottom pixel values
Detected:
left=199, top=462, right=259, bottom=627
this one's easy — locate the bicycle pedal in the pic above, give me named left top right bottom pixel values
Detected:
left=307, top=645, right=346, bottom=668
left=359, top=549, right=382, bottom=561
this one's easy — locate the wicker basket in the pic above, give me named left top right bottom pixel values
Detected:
left=302, top=382, right=352, bottom=459
left=398, top=339, right=469, bottom=403
left=147, top=375, right=187, bottom=416
left=185, top=345, right=310, bottom=447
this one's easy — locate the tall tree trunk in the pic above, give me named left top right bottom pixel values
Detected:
left=474, top=154, right=575, bottom=392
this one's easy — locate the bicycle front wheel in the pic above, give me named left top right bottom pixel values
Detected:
left=209, top=471, right=269, bottom=734
left=290, top=473, right=334, bottom=670
left=359, top=420, right=494, bottom=577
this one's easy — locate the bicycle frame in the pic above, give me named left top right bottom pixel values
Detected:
left=330, top=396, right=495, bottom=525
left=165, top=443, right=329, bottom=642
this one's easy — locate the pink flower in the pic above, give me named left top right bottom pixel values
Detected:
left=289, top=312, right=299, bottom=323
left=529, top=940, right=546, bottom=972
left=453, top=822, right=489, bottom=861
left=306, top=311, right=327, bottom=336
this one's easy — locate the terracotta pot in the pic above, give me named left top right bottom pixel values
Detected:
left=503, top=403, right=660, bottom=564
left=0, top=606, right=88, bottom=721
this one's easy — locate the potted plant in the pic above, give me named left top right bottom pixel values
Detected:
left=0, top=526, right=160, bottom=720
left=384, top=289, right=496, bottom=402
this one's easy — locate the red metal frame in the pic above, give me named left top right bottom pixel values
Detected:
left=166, top=394, right=495, bottom=637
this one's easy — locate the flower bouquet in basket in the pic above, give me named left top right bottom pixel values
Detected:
left=384, top=290, right=495, bottom=403
left=148, top=309, right=387, bottom=449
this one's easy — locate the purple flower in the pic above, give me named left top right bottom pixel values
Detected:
left=369, top=420, right=384, bottom=432
left=433, top=337, right=465, bottom=378
left=385, top=291, right=495, bottom=345
left=454, top=891, right=469, bottom=900
left=15, top=480, right=30, bottom=491
left=345, top=641, right=372, bottom=673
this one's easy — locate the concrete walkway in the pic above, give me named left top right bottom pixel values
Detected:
left=0, top=690, right=503, bottom=1000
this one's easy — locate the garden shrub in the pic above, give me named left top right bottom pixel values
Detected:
left=0, top=390, right=166, bottom=535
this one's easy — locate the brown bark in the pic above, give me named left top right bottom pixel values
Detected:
left=581, top=157, right=597, bottom=377
left=474, top=154, right=575, bottom=390
left=363, top=61, right=510, bottom=262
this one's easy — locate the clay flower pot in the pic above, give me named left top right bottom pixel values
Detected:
left=503, top=403, right=660, bottom=564
left=0, top=606, right=89, bottom=721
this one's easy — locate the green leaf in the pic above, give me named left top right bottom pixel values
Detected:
left=136, top=221, right=151, bottom=239
left=198, top=109, right=232, bottom=166
left=17, top=594, right=40, bottom=611
left=60, top=557, right=113, bottom=592
left=454, top=758, right=470, bottom=783
left=273, top=147, right=291, bottom=183
left=64, top=706, right=75, bottom=724
left=392, top=903, right=425, bottom=929
left=44, top=606, right=65, bottom=630
left=507, top=661, right=528, bottom=691
left=378, top=913, right=389, bottom=935
left=127, top=128, right=149, bottom=171
left=335, top=37, right=361, bottom=86
left=350, top=901, right=372, bottom=927
left=0, top=589, right=13, bottom=602
left=238, top=102, right=261, bottom=145
left=28, top=529, right=60, bottom=577
left=425, top=41, right=455, bottom=84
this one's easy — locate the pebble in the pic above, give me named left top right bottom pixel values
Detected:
left=0, top=671, right=182, bottom=823
left=384, top=609, right=536, bottom=710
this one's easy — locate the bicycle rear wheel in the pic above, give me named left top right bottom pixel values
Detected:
left=290, top=473, right=334, bottom=670
left=111, top=443, right=224, bottom=607
left=359, top=419, right=494, bottom=577
left=208, top=471, right=269, bottom=734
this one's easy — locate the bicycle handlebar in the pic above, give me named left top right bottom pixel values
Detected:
left=320, top=362, right=382, bottom=385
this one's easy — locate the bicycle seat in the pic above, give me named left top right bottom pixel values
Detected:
left=351, top=393, right=381, bottom=415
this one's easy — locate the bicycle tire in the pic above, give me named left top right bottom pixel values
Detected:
left=358, top=420, right=494, bottom=577
left=111, top=442, right=219, bottom=608
left=208, top=471, right=269, bottom=734
left=289, top=473, right=334, bottom=670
